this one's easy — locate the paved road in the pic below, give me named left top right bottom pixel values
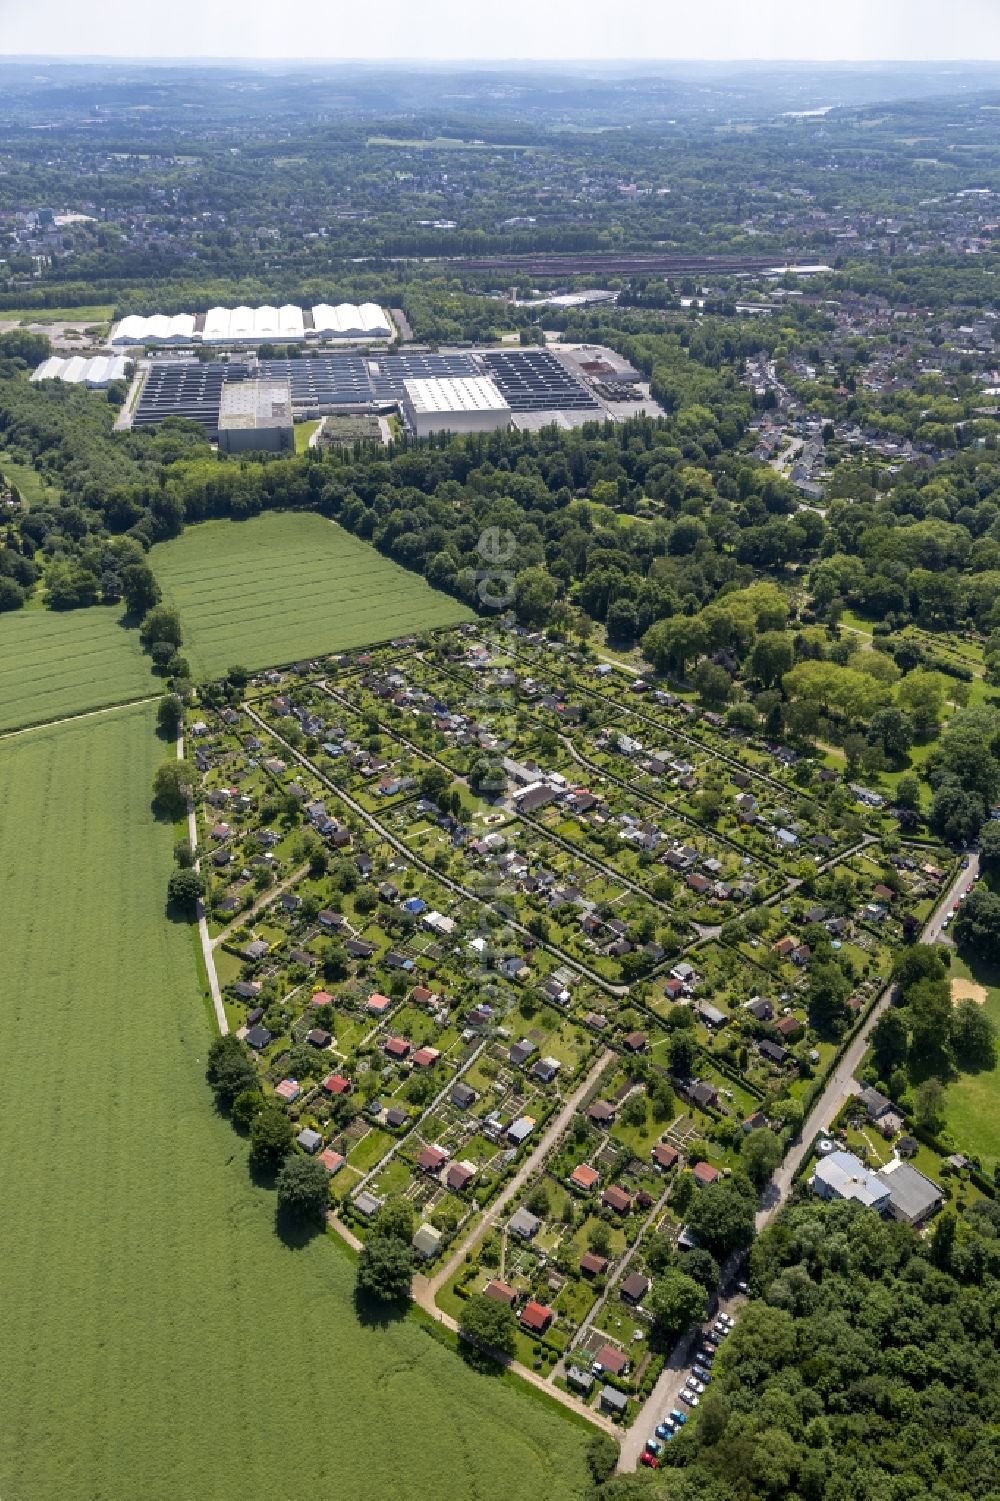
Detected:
left=620, top=848, right=975, bottom=1471
left=756, top=848, right=978, bottom=1231
left=618, top=1288, right=746, bottom=1472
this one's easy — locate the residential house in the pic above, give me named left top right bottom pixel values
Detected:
left=508, top=1207, right=541, bottom=1240
left=570, top=1163, right=600, bottom=1193
left=519, top=1300, right=553, bottom=1334
left=594, top=1344, right=629, bottom=1377
left=417, top=1145, right=448, bottom=1175
left=620, top=1272, right=650, bottom=1306
left=812, top=1150, right=891, bottom=1212
left=600, top=1386, right=629, bottom=1418
left=412, top=1223, right=443, bottom=1260
left=875, top=1159, right=944, bottom=1225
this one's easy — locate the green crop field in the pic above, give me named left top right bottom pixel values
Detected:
left=0, top=704, right=588, bottom=1501
left=0, top=604, right=153, bottom=732
left=151, top=511, right=473, bottom=678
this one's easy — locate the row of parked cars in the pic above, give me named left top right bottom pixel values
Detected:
left=641, top=1313, right=735, bottom=1468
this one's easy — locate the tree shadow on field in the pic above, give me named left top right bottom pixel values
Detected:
left=164, top=894, right=199, bottom=925
left=275, top=1205, right=324, bottom=1251
left=457, top=1341, right=507, bottom=1377
left=248, top=1157, right=280, bottom=1192
left=353, top=1284, right=409, bottom=1330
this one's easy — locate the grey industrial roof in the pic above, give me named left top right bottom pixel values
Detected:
left=218, top=379, right=292, bottom=430
left=875, top=1159, right=944, bottom=1222
left=403, top=374, right=509, bottom=416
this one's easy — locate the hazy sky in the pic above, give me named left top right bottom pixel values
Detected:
left=3, top=0, right=1000, bottom=62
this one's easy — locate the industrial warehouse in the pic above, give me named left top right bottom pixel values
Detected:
left=110, top=302, right=393, bottom=347
left=31, top=353, right=130, bottom=387
left=123, top=345, right=645, bottom=443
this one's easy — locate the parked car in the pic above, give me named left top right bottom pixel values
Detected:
left=699, top=1348, right=715, bottom=1366
left=712, top=1322, right=730, bottom=1338
left=671, top=1409, right=687, bottom=1426
left=645, top=1439, right=663, bottom=1457
left=679, top=1389, right=700, bottom=1407
left=655, top=1422, right=675, bottom=1440
left=736, top=1280, right=749, bottom=1295
left=688, top=1378, right=706, bottom=1395
left=719, top=1312, right=735, bottom=1328
left=640, top=1453, right=659, bottom=1470
left=693, top=1365, right=712, bottom=1383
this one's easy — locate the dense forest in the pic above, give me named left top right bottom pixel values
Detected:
left=594, top=1195, right=1000, bottom=1501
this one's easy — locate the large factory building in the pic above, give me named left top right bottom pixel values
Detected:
left=217, top=380, right=294, bottom=453
left=402, top=375, right=511, bottom=438
left=111, top=302, right=392, bottom=348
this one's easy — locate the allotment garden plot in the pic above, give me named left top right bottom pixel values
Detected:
left=151, top=510, right=472, bottom=679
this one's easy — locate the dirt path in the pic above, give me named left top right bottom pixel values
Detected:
left=425, top=1048, right=615, bottom=1299
left=178, top=725, right=227, bottom=1035
left=326, top=1193, right=616, bottom=1435
left=0, top=694, right=160, bottom=742
left=243, top=704, right=627, bottom=996
left=211, top=862, right=310, bottom=950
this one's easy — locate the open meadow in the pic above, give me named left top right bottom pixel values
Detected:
left=0, top=446, right=61, bottom=506
left=0, top=703, right=588, bottom=1501
left=943, top=953, right=1000, bottom=1173
left=151, top=511, right=473, bottom=678
left=0, top=604, right=153, bottom=732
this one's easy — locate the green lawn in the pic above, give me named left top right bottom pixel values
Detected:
left=294, top=419, right=320, bottom=453
left=0, top=704, right=589, bottom=1501
left=0, top=604, right=153, bottom=732
left=0, top=448, right=60, bottom=507
left=0, top=303, right=114, bottom=324
left=942, top=954, right=1000, bottom=1172
left=151, top=511, right=473, bottom=678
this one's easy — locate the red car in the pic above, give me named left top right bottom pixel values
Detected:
left=641, top=1452, right=660, bottom=1469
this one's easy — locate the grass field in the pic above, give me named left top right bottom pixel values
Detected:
left=0, top=704, right=589, bottom=1501
left=151, top=511, right=473, bottom=678
left=0, top=605, right=153, bottom=732
left=293, top=419, right=320, bottom=453
left=0, top=303, right=114, bottom=325
left=942, top=953, right=1000, bottom=1172
left=0, top=448, right=61, bottom=507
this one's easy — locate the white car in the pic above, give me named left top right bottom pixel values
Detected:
left=719, top=1313, right=735, bottom=1328
left=688, top=1378, right=706, bottom=1394
left=679, top=1388, right=700, bottom=1407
